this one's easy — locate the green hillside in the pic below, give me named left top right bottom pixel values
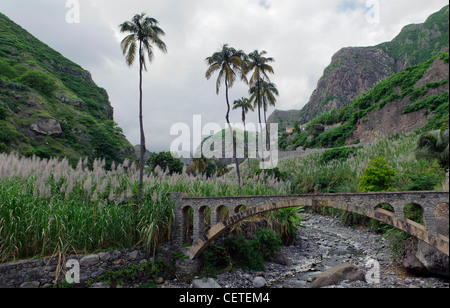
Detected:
left=377, top=5, right=449, bottom=69
left=280, top=52, right=449, bottom=150
left=0, top=12, right=136, bottom=166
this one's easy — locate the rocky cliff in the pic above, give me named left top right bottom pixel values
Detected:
left=0, top=12, right=136, bottom=166
left=298, top=47, right=396, bottom=123
left=270, top=5, right=449, bottom=126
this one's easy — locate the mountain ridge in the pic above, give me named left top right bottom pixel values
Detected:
left=269, top=5, right=449, bottom=127
left=0, top=12, right=137, bottom=166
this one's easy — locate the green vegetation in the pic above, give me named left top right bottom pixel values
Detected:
left=0, top=12, right=136, bottom=166
left=210, top=228, right=282, bottom=273
left=376, top=5, right=449, bottom=67
left=280, top=52, right=449, bottom=150
left=358, top=157, right=398, bottom=193
left=0, top=152, right=290, bottom=263
left=147, top=151, right=183, bottom=175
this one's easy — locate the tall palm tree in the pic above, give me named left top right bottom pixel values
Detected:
left=205, top=44, right=247, bottom=187
left=119, top=13, right=167, bottom=201
left=246, top=50, right=275, bottom=180
left=233, top=97, right=254, bottom=169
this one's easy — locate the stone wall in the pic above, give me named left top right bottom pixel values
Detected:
left=0, top=247, right=149, bottom=288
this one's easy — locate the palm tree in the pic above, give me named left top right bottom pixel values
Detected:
left=415, top=129, right=449, bottom=168
left=233, top=97, right=254, bottom=169
left=246, top=50, right=275, bottom=180
left=205, top=44, right=248, bottom=187
left=249, top=80, right=279, bottom=134
left=119, top=13, right=167, bottom=201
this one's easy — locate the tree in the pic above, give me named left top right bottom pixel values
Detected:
left=205, top=44, right=248, bottom=188
left=148, top=152, right=183, bottom=175
left=119, top=13, right=167, bottom=201
left=249, top=80, right=279, bottom=141
left=358, top=157, right=397, bottom=192
left=415, top=129, right=449, bottom=169
left=233, top=97, right=254, bottom=170
left=246, top=50, right=275, bottom=181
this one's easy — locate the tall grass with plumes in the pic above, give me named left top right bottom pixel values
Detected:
left=278, top=133, right=446, bottom=193
left=0, top=152, right=290, bottom=263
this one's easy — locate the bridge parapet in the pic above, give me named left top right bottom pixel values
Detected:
left=169, top=191, right=449, bottom=259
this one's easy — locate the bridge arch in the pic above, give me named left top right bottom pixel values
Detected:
left=169, top=192, right=449, bottom=260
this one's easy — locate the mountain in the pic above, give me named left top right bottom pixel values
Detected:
left=270, top=5, right=449, bottom=126
left=0, top=12, right=136, bottom=166
left=279, top=52, right=449, bottom=151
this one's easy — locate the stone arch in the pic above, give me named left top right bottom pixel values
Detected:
left=216, top=205, right=229, bottom=222
left=375, top=203, right=395, bottom=213
left=198, top=205, right=211, bottom=236
left=403, top=203, right=424, bottom=225
left=182, top=206, right=194, bottom=245
left=435, top=203, right=449, bottom=237
left=234, top=204, right=247, bottom=214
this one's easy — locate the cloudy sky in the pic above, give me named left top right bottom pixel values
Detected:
left=1, top=0, right=448, bottom=153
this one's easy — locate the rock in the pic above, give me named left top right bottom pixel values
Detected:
left=127, top=250, right=139, bottom=261
left=98, top=252, right=111, bottom=262
left=156, top=277, right=165, bottom=284
left=253, top=277, right=267, bottom=288
left=192, top=278, right=221, bottom=289
left=175, top=256, right=201, bottom=283
left=416, top=241, right=449, bottom=278
left=274, top=251, right=290, bottom=266
left=30, top=118, right=62, bottom=137
left=80, top=255, right=99, bottom=267
left=311, top=263, right=366, bottom=288
left=20, top=281, right=40, bottom=288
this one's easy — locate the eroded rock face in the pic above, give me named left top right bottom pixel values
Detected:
left=300, top=47, right=396, bottom=124
left=30, top=118, right=62, bottom=137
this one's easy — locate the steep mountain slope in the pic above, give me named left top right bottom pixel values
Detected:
left=270, top=5, right=449, bottom=126
left=279, top=52, right=448, bottom=151
left=0, top=12, right=136, bottom=166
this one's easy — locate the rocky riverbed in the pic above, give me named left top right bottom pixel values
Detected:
left=164, top=213, right=449, bottom=289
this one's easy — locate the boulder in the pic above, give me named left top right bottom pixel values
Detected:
left=30, top=118, right=62, bottom=137
left=253, top=277, right=267, bottom=288
left=403, top=239, right=449, bottom=278
left=273, top=251, right=290, bottom=266
left=311, top=263, right=365, bottom=288
left=192, top=278, right=221, bottom=289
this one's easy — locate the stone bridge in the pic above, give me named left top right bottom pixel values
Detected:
left=169, top=191, right=449, bottom=260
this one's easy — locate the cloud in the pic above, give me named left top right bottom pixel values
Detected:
left=1, top=0, right=448, bottom=153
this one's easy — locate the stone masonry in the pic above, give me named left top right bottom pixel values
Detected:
left=0, top=247, right=149, bottom=288
left=170, top=191, right=449, bottom=259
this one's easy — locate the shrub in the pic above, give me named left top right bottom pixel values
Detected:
left=252, top=228, right=282, bottom=261
left=224, top=235, right=265, bottom=271
left=148, top=152, right=183, bottom=175
left=319, top=146, right=359, bottom=165
left=16, top=70, right=57, bottom=96
left=202, top=245, right=231, bottom=277
left=0, top=102, right=7, bottom=120
left=358, top=157, right=397, bottom=192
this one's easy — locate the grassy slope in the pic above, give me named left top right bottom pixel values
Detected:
left=0, top=12, right=135, bottom=166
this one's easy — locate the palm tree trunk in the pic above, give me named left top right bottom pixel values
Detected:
left=264, top=107, right=274, bottom=169
left=225, top=78, right=241, bottom=188
left=138, top=42, right=146, bottom=203
left=257, top=81, right=266, bottom=184
left=244, top=118, right=251, bottom=171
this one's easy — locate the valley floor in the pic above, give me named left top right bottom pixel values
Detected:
left=161, top=213, right=449, bottom=289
